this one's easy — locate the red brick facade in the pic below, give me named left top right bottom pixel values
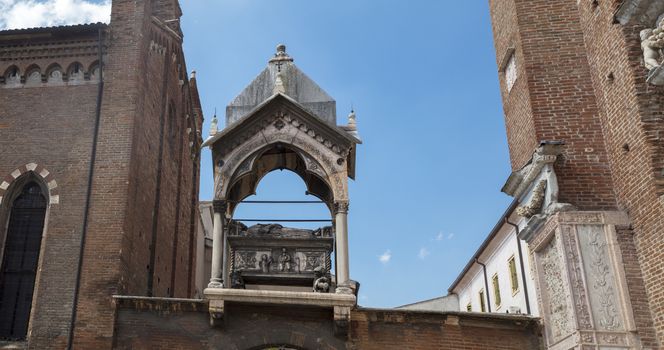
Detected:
left=111, top=298, right=543, bottom=350
left=489, top=0, right=664, bottom=347
left=0, top=0, right=202, bottom=348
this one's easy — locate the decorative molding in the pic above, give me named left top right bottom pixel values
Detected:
left=539, top=235, right=573, bottom=342
left=561, top=225, right=593, bottom=330
left=583, top=227, right=621, bottom=331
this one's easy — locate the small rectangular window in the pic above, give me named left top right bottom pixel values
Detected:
left=492, top=274, right=502, bottom=308
left=504, top=53, right=517, bottom=92
left=479, top=289, right=486, bottom=312
left=508, top=255, right=519, bottom=294
left=466, top=302, right=472, bottom=312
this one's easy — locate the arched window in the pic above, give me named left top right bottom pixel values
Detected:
left=0, top=182, right=47, bottom=340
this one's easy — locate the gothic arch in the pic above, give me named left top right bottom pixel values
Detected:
left=0, top=163, right=59, bottom=207
left=3, top=65, right=20, bottom=85
left=66, top=61, right=85, bottom=83
left=217, top=130, right=346, bottom=203
left=225, top=142, right=334, bottom=215
left=45, top=63, right=64, bottom=84
left=24, top=64, right=42, bottom=85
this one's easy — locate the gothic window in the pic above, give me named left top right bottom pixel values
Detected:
left=479, top=289, right=486, bottom=312
left=492, top=273, right=502, bottom=309
left=508, top=255, right=519, bottom=294
left=504, top=53, right=517, bottom=92
left=0, top=182, right=47, bottom=340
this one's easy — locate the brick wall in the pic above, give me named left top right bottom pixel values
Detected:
left=490, top=0, right=664, bottom=346
left=489, top=0, right=617, bottom=210
left=112, top=297, right=543, bottom=350
left=0, top=25, right=103, bottom=348
left=573, top=0, right=664, bottom=345
left=615, top=226, right=658, bottom=348
left=0, top=0, right=201, bottom=348
left=73, top=0, right=201, bottom=347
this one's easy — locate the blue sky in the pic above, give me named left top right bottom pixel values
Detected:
left=182, top=0, right=514, bottom=307
left=1, top=0, right=514, bottom=308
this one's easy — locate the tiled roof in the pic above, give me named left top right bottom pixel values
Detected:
left=0, top=22, right=107, bottom=36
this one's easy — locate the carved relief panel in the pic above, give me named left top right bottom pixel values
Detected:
left=528, top=212, right=640, bottom=350
left=536, top=234, right=574, bottom=343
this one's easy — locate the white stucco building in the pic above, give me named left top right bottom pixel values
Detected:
left=448, top=201, right=539, bottom=316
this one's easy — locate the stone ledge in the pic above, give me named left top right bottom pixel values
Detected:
left=204, top=288, right=356, bottom=308
left=112, top=295, right=207, bottom=312
left=353, top=307, right=540, bottom=330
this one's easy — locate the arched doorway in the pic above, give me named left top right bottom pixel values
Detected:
left=0, top=181, right=47, bottom=340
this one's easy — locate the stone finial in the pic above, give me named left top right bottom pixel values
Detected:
left=347, top=110, right=357, bottom=130
left=209, top=111, right=218, bottom=136
left=190, top=70, right=196, bottom=79
left=269, top=43, right=294, bottom=63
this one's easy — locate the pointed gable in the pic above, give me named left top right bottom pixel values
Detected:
left=226, top=44, right=337, bottom=126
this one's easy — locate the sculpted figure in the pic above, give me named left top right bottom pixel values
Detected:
left=278, top=248, right=291, bottom=272
left=641, top=15, right=664, bottom=70
left=641, top=28, right=661, bottom=70
left=259, top=253, right=272, bottom=273
left=313, top=266, right=330, bottom=293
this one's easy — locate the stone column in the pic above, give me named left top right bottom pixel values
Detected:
left=334, top=201, right=351, bottom=293
left=208, top=199, right=226, bottom=288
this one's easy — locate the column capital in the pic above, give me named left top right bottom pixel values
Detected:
left=212, top=199, right=227, bottom=213
left=333, top=201, right=349, bottom=214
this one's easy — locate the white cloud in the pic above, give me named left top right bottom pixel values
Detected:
left=434, top=232, right=444, bottom=241
left=418, top=247, right=430, bottom=259
left=447, top=233, right=454, bottom=240
left=0, top=0, right=111, bottom=30
left=378, top=249, right=391, bottom=264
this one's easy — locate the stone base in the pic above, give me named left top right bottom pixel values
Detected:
left=204, top=288, right=356, bottom=338
left=524, top=211, right=643, bottom=350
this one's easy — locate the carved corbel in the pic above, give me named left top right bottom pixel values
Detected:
left=209, top=299, right=225, bottom=327
left=515, top=180, right=547, bottom=218
left=333, top=305, right=351, bottom=338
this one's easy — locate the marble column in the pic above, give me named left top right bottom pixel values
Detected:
left=334, top=201, right=351, bottom=293
left=208, top=199, right=226, bottom=288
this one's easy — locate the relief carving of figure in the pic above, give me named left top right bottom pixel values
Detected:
left=278, top=248, right=292, bottom=272
left=259, top=253, right=272, bottom=273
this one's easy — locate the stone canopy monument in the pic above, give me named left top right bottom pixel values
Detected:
left=202, top=44, right=361, bottom=336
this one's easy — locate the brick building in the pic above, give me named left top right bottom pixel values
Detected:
left=0, top=0, right=203, bottom=348
left=484, top=0, right=664, bottom=348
